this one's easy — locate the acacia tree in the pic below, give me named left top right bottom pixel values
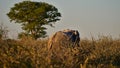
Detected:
left=7, top=1, right=61, bottom=39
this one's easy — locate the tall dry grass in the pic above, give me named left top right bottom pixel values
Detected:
left=0, top=36, right=120, bottom=68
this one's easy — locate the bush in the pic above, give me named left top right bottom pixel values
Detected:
left=0, top=23, right=8, bottom=39
left=0, top=36, right=120, bottom=68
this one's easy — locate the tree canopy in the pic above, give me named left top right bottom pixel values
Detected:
left=7, top=1, right=61, bottom=39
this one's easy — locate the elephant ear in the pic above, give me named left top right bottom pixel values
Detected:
left=47, top=32, right=57, bottom=50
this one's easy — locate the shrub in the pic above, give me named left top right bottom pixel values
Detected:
left=0, top=35, right=120, bottom=68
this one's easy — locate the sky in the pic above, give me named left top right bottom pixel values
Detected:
left=0, top=0, right=120, bottom=39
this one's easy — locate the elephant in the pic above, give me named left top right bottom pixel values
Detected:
left=48, top=29, right=80, bottom=50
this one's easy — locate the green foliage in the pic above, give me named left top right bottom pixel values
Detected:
left=7, top=1, right=61, bottom=39
left=0, top=36, right=120, bottom=68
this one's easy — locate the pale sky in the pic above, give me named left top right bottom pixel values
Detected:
left=0, top=0, right=120, bottom=39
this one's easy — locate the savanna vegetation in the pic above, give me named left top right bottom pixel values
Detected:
left=0, top=35, right=120, bottom=68
left=7, top=1, right=61, bottom=39
left=0, top=1, right=120, bottom=68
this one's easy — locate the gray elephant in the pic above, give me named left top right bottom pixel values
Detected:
left=48, top=29, right=80, bottom=50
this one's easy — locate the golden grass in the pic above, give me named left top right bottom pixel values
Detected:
left=0, top=36, right=120, bottom=68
